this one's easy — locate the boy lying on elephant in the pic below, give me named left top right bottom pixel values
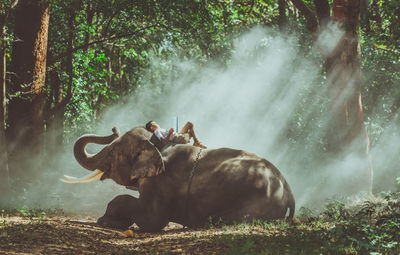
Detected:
left=145, top=120, right=207, bottom=148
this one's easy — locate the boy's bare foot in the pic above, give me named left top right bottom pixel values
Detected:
left=193, top=141, right=207, bottom=149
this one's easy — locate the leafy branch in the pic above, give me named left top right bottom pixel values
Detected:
left=48, top=24, right=160, bottom=65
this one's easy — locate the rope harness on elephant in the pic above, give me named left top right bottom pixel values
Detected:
left=183, top=148, right=203, bottom=220
left=189, top=149, right=202, bottom=180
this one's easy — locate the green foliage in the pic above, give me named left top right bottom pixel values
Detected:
left=215, top=194, right=400, bottom=254
left=0, top=207, right=66, bottom=219
left=360, top=1, right=400, bottom=146
left=225, top=238, right=256, bottom=255
left=4, top=0, right=396, bottom=155
left=323, top=200, right=350, bottom=221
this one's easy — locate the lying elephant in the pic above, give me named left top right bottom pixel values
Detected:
left=62, top=126, right=295, bottom=232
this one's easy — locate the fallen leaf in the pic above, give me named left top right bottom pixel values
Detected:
left=123, top=229, right=134, bottom=237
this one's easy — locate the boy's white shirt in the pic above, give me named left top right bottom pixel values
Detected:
left=154, top=128, right=177, bottom=141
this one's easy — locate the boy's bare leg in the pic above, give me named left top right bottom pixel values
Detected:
left=179, top=122, right=193, bottom=136
left=180, top=122, right=207, bottom=148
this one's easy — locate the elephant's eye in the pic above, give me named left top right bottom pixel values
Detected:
left=128, top=178, right=138, bottom=186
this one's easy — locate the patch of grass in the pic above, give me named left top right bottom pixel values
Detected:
left=0, top=207, right=71, bottom=223
left=212, top=192, right=400, bottom=254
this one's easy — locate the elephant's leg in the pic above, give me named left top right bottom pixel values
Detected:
left=97, top=194, right=169, bottom=232
left=134, top=204, right=169, bottom=232
left=97, top=194, right=137, bottom=230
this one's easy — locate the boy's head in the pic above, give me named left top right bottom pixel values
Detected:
left=145, top=120, right=159, bottom=132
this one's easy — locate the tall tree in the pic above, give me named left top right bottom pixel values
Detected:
left=328, top=0, right=372, bottom=191
left=290, top=0, right=373, bottom=192
left=0, top=0, right=19, bottom=195
left=45, top=4, right=75, bottom=155
left=7, top=0, right=50, bottom=177
left=0, top=23, right=8, bottom=191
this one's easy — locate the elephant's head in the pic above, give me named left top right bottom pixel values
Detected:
left=62, top=126, right=165, bottom=189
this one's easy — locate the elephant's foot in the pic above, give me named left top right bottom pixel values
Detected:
left=97, top=194, right=136, bottom=230
left=99, top=194, right=169, bottom=232
left=97, top=215, right=133, bottom=230
left=135, top=218, right=168, bottom=233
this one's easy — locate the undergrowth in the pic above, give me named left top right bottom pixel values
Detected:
left=212, top=191, right=400, bottom=254
left=1, top=192, right=399, bottom=254
left=1, top=207, right=68, bottom=219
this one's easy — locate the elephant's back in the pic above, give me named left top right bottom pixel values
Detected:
left=190, top=150, right=270, bottom=200
left=197, top=147, right=266, bottom=175
left=163, top=146, right=293, bottom=224
left=162, top=145, right=282, bottom=197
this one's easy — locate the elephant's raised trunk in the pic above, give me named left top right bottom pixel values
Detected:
left=73, top=127, right=120, bottom=171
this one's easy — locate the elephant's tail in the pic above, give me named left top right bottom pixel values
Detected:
left=286, top=190, right=295, bottom=222
left=287, top=195, right=295, bottom=221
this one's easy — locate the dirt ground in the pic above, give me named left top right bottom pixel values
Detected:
left=3, top=209, right=398, bottom=254
left=0, top=215, right=232, bottom=254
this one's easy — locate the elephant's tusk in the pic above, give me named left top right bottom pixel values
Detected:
left=60, top=169, right=104, bottom=183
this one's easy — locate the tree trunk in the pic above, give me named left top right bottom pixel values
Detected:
left=278, top=0, right=287, bottom=33
left=1, top=0, right=19, bottom=198
left=0, top=24, right=10, bottom=193
left=84, top=1, right=94, bottom=52
left=7, top=0, right=50, bottom=177
left=95, top=44, right=114, bottom=118
left=289, top=0, right=373, bottom=193
left=118, top=49, right=124, bottom=98
left=45, top=71, right=65, bottom=154
left=106, top=45, right=114, bottom=88
left=46, top=6, right=76, bottom=156
left=314, top=0, right=330, bottom=28
left=326, top=0, right=373, bottom=192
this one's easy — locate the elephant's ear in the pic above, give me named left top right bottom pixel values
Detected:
left=130, top=139, right=165, bottom=178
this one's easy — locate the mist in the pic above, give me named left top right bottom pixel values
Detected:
left=4, top=26, right=399, bottom=215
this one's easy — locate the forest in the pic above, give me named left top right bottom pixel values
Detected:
left=0, top=0, right=399, bottom=254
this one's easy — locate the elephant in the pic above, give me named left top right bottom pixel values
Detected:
left=62, top=126, right=295, bottom=232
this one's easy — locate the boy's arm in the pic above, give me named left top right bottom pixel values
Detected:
left=160, top=128, right=175, bottom=144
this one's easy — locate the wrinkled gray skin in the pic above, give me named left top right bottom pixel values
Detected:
left=74, top=126, right=295, bottom=232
